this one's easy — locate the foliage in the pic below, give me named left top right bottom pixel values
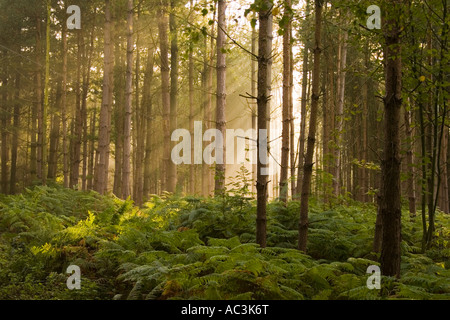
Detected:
left=0, top=186, right=449, bottom=300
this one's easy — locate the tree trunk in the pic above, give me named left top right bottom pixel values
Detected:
left=333, top=21, right=348, bottom=198
left=215, top=0, right=227, bottom=195
left=10, top=71, right=20, bottom=194
left=404, top=106, right=416, bottom=216
left=159, top=2, right=170, bottom=193
left=41, top=0, right=50, bottom=185
left=122, top=0, right=134, bottom=199
left=70, top=31, right=83, bottom=189
left=167, top=0, right=178, bottom=193
left=256, top=0, right=273, bottom=248
left=61, top=21, right=69, bottom=188
left=279, top=0, right=291, bottom=204
left=189, top=0, right=195, bottom=194
left=295, top=0, right=310, bottom=199
left=1, top=53, right=8, bottom=194
left=298, top=0, right=322, bottom=252
left=251, top=23, right=257, bottom=195
left=143, top=48, right=155, bottom=198
left=95, top=0, right=115, bottom=195
left=380, top=0, right=403, bottom=278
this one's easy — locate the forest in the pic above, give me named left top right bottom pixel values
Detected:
left=0, top=0, right=449, bottom=301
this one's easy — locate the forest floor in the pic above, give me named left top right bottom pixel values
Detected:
left=0, top=185, right=449, bottom=300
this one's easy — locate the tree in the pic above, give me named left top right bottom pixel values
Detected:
left=380, top=0, right=403, bottom=278
left=159, top=0, right=171, bottom=193
left=215, top=0, right=227, bottom=195
left=279, top=0, right=291, bottom=204
left=95, top=0, right=115, bottom=195
left=256, top=0, right=273, bottom=248
left=168, top=0, right=178, bottom=193
left=298, top=0, right=322, bottom=252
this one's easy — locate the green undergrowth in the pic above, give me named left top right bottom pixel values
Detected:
left=0, top=185, right=449, bottom=300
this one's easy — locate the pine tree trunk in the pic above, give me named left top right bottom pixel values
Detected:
left=256, top=0, right=273, bottom=248
left=10, top=71, right=20, bottom=194
left=70, top=31, right=83, bottom=189
left=298, top=0, right=322, bottom=252
left=121, top=0, right=133, bottom=199
left=215, top=0, right=227, bottom=195
left=81, top=29, right=94, bottom=191
left=61, top=22, right=69, bottom=188
left=1, top=53, right=8, bottom=194
left=143, top=48, right=155, bottom=198
left=380, top=0, right=403, bottom=278
left=251, top=24, right=257, bottom=195
left=87, top=107, right=97, bottom=190
left=95, top=0, right=115, bottom=195
left=134, top=5, right=145, bottom=205
left=404, top=106, right=416, bottom=216
left=159, top=2, right=170, bottom=193
left=32, top=16, right=41, bottom=184
left=188, top=1, right=195, bottom=194
left=279, top=0, right=291, bottom=204
left=333, top=23, right=348, bottom=198
left=295, top=0, right=310, bottom=199
left=41, top=0, right=50, bottom=185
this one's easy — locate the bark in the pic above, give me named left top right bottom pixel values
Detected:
left=298, top=0, right=322, bottom=252
left=134, top=5, right=145, bottom=205
left=10, top=71, right=20, bottom=194
left=404, top=106, right=416, bottom=216
left=256, top=0, right=273, bottom=248
left=251, top=25, right=257, bottom=195
left=380, top=0, right=403, bottom=278
left=215, top=0, right=227, bottom=195
left=87, top=107, right=97, bottom=190
left=35, top=16, right=42, bottom=182
left=48, top=83, right=61, bottom=181
left=159, top=2, right=170, bottom=193
left=189, top=1, right=195, bottom=194
left=279, top=0, right=291, bottom=204
left=61, top=21, right=69, bottom=188
left=1, top=53, right=8, bottom=194
left=122, top=0, right=134, bottom=199
left=70, top=31, right=82, bottom=189
left=333, top=20, right=348, bottom=198
left=95, top=0, right=115, bottom=194
left=41, top=0, right=50, bottom=185
left=295, top=0, right=310, bottom=199
left=143, top=47, right=155, bottom=198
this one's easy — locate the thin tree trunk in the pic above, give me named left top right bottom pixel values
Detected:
left=333, top=20, right=348, bottom=198
left=95, top=0, right=114, bottom=195
left=159, top=2, right=170, bottom=193
left=70, top=31, right=83, bottom=189
left=380, top=0, right=403, bottom=278
left=82, top=28, right=94, bottom=191
left=35, top=16, right=42, bottom=183
left=189, top=0, right=195, bottom=194
left=295, top=0, right=310, bottom=199
left=61, top=21, right=69, bottom=188
left=167, top=0, right=178, bottom=193
left=404, top=105, right=416, bottom=216
left=10, top=71, right=20, bottom=194
left=298, top=0, right=322, bottom=252
left=143, top=48, right=155, bottom=198
left=87, top=106, right=97, bottom=190
left=1, top=53, right=8, bottom=194
left=122, top=0, right=134, bottom=199
left=279, top=0, right=291, bottom=203
left=251, top=23, right=257, bottom=195
left=256, top=0, right=273, bottom=248
left=41, top=0, right=50, bottom=185
left=215, top=0, right=227, bottom=195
